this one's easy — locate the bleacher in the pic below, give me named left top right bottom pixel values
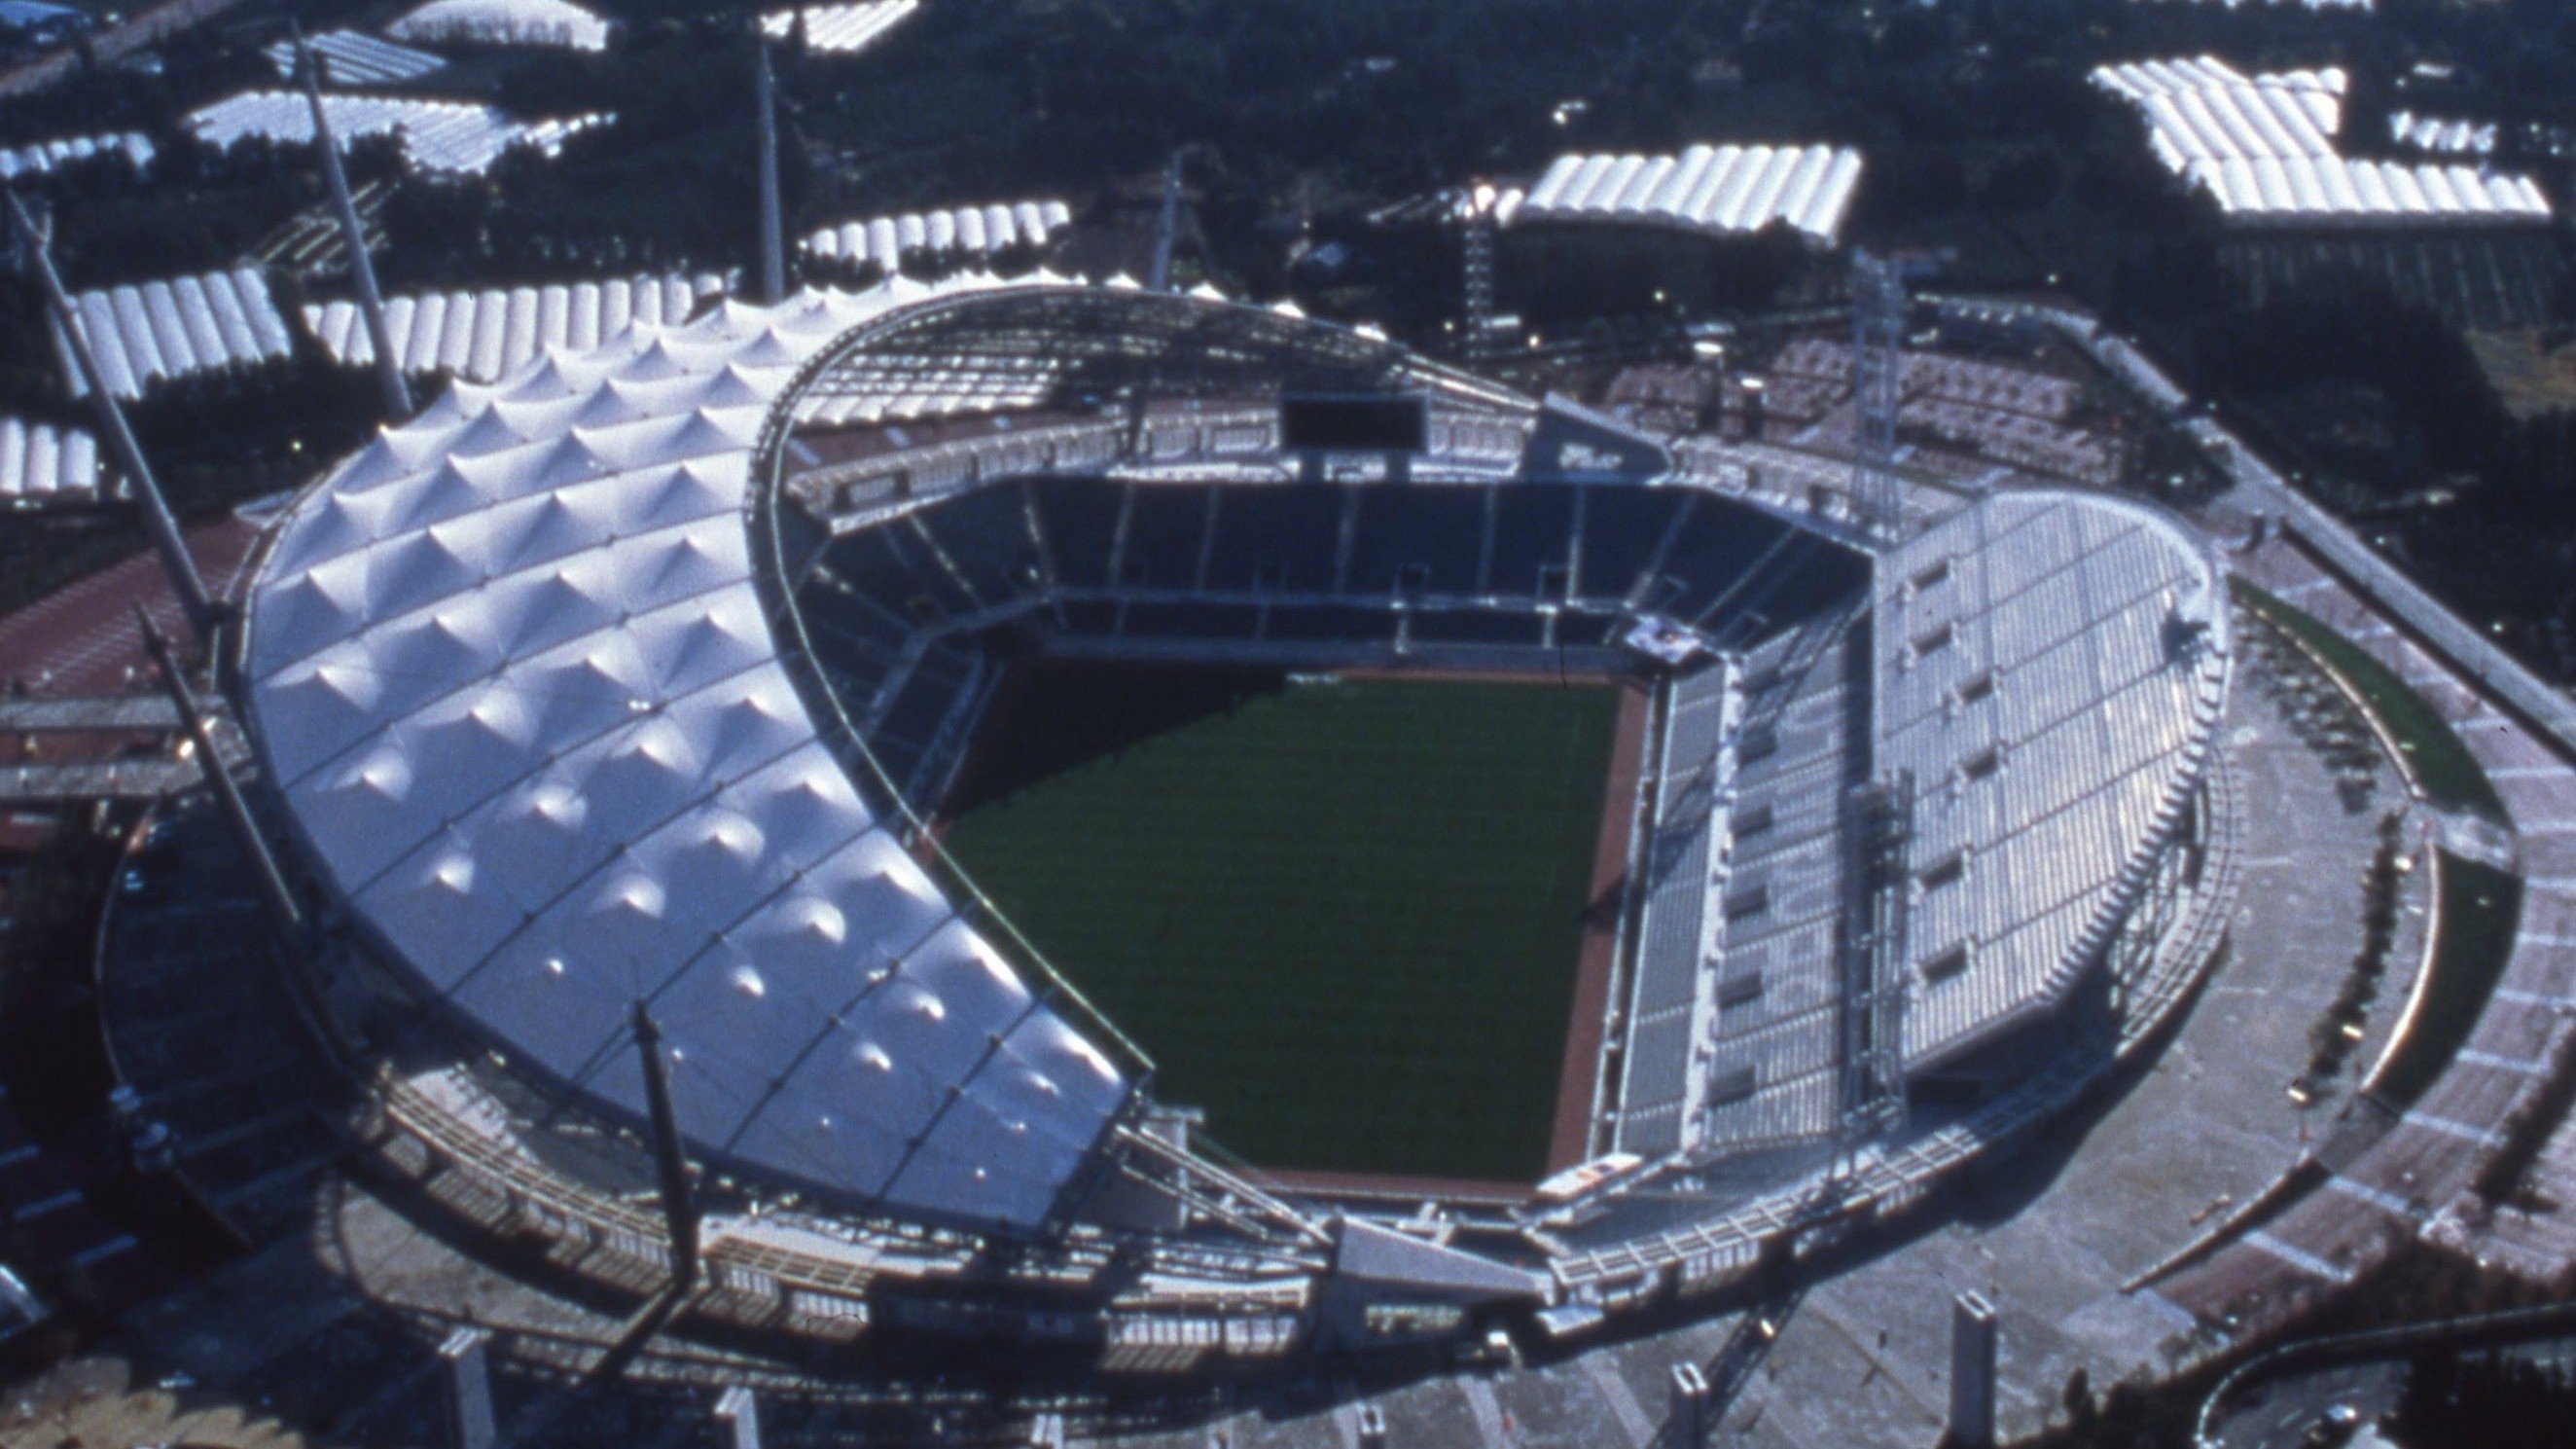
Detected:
left=367, top=1060, right=1315, bottom=1364
left=1696, top=615, right=1870, bottom=1150
left=794, top=476, right=1873, bottom=814
left=1614, top=661, right=1737, bottom=1157
left=1344, top=486, right=1487, bottom=598
left=1878, top=490, right=2231, bottom=1070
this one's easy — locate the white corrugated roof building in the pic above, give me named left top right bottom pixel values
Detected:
left=187, top=91, right=607, bottom=177
left=243, top=274, right=1131, bottom=1231
left=265, top=30, right=447, bottom=87
left=2390, top=110, right=2499, bottom=158
left=382, top=0, right=609, bottom=51
left=49, top=268, right=297, bottom=402
left=803, top=199, right=1074, bottom=272
left=0, top=131, right=153, bottom=181
left=304, top=274, right=726, bottom=382
left=2093, top=56, right=2549, bottom=225
left=0, top=418, right=103, bottom=508
left=761, top=0, right=917, bottom=54
left=1506, top=144, right=1865, bottom=244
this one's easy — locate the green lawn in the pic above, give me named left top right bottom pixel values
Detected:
left=940, top=665, right=1620, bottom=1181
left=2370, top=851, right=2522, bottom=1108
left=2235, top=579, right=2506, bottom=819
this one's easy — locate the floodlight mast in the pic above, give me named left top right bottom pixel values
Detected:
left=4, top=191, right=217, bottom=644
left=295, top=24, right=413, bottom=419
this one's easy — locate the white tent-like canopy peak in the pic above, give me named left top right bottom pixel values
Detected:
left=245, top=274, right=1135, bottom=1231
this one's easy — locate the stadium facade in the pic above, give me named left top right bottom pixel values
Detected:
left=233, top=275, right=2238, bottom=1364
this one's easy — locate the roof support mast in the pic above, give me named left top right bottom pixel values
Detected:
left=136, top=607, right=304, bottom=937
left=630, top=1003, right=700, bottom=1295
left=756, top=40, right=786, bottom=306
left=4, top=191, right=216, bottom=645
left=1149, top=151, right=1183, bottom=292
left=295, top=25, right=412, bottom=420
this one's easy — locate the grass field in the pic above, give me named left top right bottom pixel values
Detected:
left=2236, top=579, right=2505, bottom=819
left=2370, top=851, right=2522, bottom=1108
left=938, top=663, right=1621, bottom=1181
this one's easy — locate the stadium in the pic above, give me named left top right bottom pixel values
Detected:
left=31, top=248, right=2576, bottom=1446
left=215, top=272, right=2243, bottom=1394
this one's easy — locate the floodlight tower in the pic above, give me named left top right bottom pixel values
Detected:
left=295, top=25, right=412, bottom=419
left=1849, top=249, right=1907, bottom=542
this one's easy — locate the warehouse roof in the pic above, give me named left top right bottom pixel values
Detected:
left=48, top=267, right=295, bottom=402
left=383, top=0, right=609, bottom=51
left=803, top=199, right=1073, bottom=272
left=0, top=131, right=152, bottom=181
left=1509, top=144, right=1864, bottom=243
left=760, top=0, right=917, bottom=54
left=303, top=274, right=725, bottom=382
left=265, top=30, right=447, bottom=87
left=0, top=418, right=101, bottom=507
left=187, top=90, right=606, bottom=176
left=2093, top=56, right=2550, bottom=225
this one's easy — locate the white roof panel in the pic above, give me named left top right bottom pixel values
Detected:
left=0, top=130, right=153, bottom=182
left=1513, top=142, right=1860, bottom=241
left=2097, top=53, right=2547, bottom=226
left=51, top=268, right=292, bottom=402
left=0, top=417, right=102, bottom=504
left=760, top=0, right=919, bottom=54
left=247, top=277, right=1132, bottom=1229
left=384, top=0, right=609, bottom=50
left=302, top=273, right=726, bottom=381
left=266, top=29, right=447, bottom=85
left=187, top=90, right=605, bottom=176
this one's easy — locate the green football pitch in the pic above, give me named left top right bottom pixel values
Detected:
left=937, top=663, right=1622, bottom=1182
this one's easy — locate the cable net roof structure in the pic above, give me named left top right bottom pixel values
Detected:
left=0, top=417, right=100, bottom=506
left=187, top=91, right=606, bottom=176
left=0, top=130, right=152, bottom=181
left=264, top=30, right=447, bottom=86
left=243, top=277, right=1134, bottom=1231
left=303, top=274, right=725, bottom=382
left=804, top=199, right=1073, bottom=272
left=49, top=267, right=295, bottom=402
left=383, top=0, right=609, bottom=51
left=761, top=0, right=917, bottom=54
left=1508, top=144, right=1864, bottom=243
left=2093, top=57, right=2551, bottom=225
left=1877, top=490, right=2230, bottom=1066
